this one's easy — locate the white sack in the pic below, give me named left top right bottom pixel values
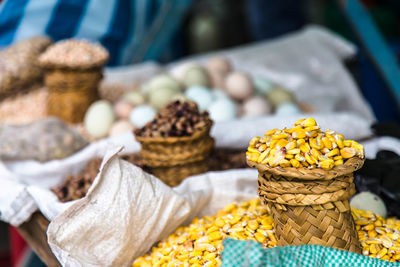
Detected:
left=47, top=146, right=258, bottom=267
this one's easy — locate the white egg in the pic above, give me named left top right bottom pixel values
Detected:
left=84, top=100, right=116, bottom=139
left=109, top=120, right=134, bottom=136
left=253, top=76, right=274, bottom=95
left=208, top=98, right=237, bottom=122
left=266, top=88, right=294, bottom=108
left=206, top=56, right=232, bottom=74
left=149, top=87, right=180, bottom=109
left=147, top=73, right=181, bottom=94
left=225, top=72, right=253, bottom=100
left=169, top=61, right=196, bottom=82
left=129, top=105, right=156, bottom=128
left=122, top=90, right=146, bottom=106
left=114, top=100, right=134, bottom=119
left=183, top=65, right=209, bottom=88
left=212, top=88, right=229, bottom=100
left=275, top=102, right=301, bottom=115
left=185, top=86, right=214, bottom=111
left=350, top=192, right=387, bottom=218
left=242, top=96, right=272, bottom=117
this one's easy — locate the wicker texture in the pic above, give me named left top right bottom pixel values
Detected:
left=248, top=157, right=364, bottom=254
left=150, top=160, right=209, bottom=187
left=45, top=68, right=101, bottom=123
left=135, top=123, right=214, bottom=186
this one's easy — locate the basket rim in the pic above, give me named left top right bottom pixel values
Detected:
left=248, top=156, right=365, bottom=180
left=135, top=121, right=213, bottom=144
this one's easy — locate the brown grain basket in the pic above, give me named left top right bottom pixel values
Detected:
left=44, top=68, right=102, bottom=123
left=150, top=160, right=209, bottom=187
left=247, top=157, right=365, bottom=254
left=135, top=123, right=214, bottom=186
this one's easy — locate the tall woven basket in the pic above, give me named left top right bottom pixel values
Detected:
left=135, top=123, right=214, bottom=186
left=247, top=157, right=364, bottom=254
left=44, top=68, right=101, bottom=123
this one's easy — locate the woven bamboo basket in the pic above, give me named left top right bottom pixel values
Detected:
left=247, top=157, right=364, bottom=254
left=44, top=68, right=102, bottom=123
left=135, top=123, right=214, bottom=186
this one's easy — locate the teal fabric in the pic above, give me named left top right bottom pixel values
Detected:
left=221, top=239, right=399, bottom=267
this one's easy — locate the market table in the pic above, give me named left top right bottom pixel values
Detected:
left=17, top=212, right=60, bottom=266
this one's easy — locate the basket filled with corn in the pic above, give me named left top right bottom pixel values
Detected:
left=134, top=100, right=214, bottom=186
left=246, top=118, right=365, bottom=253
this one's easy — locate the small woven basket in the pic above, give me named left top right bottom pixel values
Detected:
left=135, top=123, right=214, bottom=186
left=247, top=157, right=364, bottom=254
left=44, top=68, right=102, bottom=123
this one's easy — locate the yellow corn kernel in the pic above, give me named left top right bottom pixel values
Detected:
left=351, top=141, right=365, bottom=158
left=311, top=148, right=321, bottom=159
left=279, top=159, right=291, bottom=168
left=215, top=218, right=225, bottom=228
left=269, top=139, right=278, bottom=149
left=272, top=133, right=289, bottom=140
left=295, top=154, right=306, bottom=162
left=364, top=224, right=375, bottom=231
left=294, top=118, right=305, bottom=126
left=333, top=155, right=342, bottom=161
left=264, top=129, right=277, bottom=136
left=285, top=154, right=294, bottom=159
left=300, top=143, right=311, bottom=153
left=334, top=159, right=343, bottom=166
left=276, top=139, right=288, bottom=148
left=296, top=139, right=305, bottom=146
left=377, top=247, right=388, bottom=259
left=285, top=141, right=296, bottom=150
left=368, top=230, right=377, bottom=238
left=344, top=140, right=352, bottom=147
left=335, top=134, right=344, bottom=148
left=302, top=118, right=317, bottom=127
left=305, top=153, right=316, bottom=165
left=287, top=148, right=301, bottom=155
left=301, top=161, right=309, bottom=167
left=247, top=220, right=259, bottom=231
left=247, top=153, right=259, bottom=162
left=247, top=147, right=260, bottom=154
left=254, top=232, right=266, bottom=243
left=320, top=159, right=334, bottom=170
left=370, top=244, right=381, bottom=254
left=204, top=253, right=216, bottom=261
left=322, top=137, right=333, bottom=150
left=290, top=159, right=301, bottom=168
left=258, top=144, right=267, bottom=152
left=326, top=148, right=339, bottom=157
left=208, top=231, right=222, bottom=242
left=249, top=137, right=260, bottom=147
left=341, top=147, right=357, bottom=159
left=257, top=149, right=270, bottom=163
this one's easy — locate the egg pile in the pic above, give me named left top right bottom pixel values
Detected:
left=84, top=56, right=301, bottom=139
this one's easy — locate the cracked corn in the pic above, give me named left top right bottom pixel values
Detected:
left=246, top=118, right=365, bottom=170
left=133, top=200, right=400, bottom=266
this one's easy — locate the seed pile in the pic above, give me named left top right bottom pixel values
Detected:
left=354, top=209, right=400, bottom=262
left=132, top=200, right=400, bottom=266
left=134, top=100, right=212, bottom=138
left=52, top=149, right=246, bottom=202
left=133, top=199, right=276, bottom=267
left=246, top=118, right=364, bottom=170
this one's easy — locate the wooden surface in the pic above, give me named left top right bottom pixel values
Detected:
left=17, top=212, right=61, bottom=267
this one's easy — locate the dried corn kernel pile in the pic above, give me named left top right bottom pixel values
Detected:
left=353, top=209, right=400, bottom=262
left=246, top=118, right=364, bottom=170
left=133, top=200, right=400, bottom=266
left=133, top=199, right=276, bottom=267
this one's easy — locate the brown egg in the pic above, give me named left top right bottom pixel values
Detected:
left=114, top=100, right=134, bottom=119
left=207, top=70, right=226, bottom=89
left=109, top=120, right=134, bottom=136
left=224, top=72, right=253, bottom=100
left=206, top=56, right=232, bottom=74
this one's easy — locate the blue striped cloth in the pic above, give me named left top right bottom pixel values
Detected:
left=0, top=0, right=192, bottom=66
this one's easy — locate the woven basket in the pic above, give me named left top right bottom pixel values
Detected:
left=247, top=157, right=364, bottom=254
left=135, top=123, right=214, bottom=186
left=44, top=68, right=102, bottom=123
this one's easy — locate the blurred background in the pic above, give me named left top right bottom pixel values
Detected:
left=1, top=0, right=400, bottom=266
